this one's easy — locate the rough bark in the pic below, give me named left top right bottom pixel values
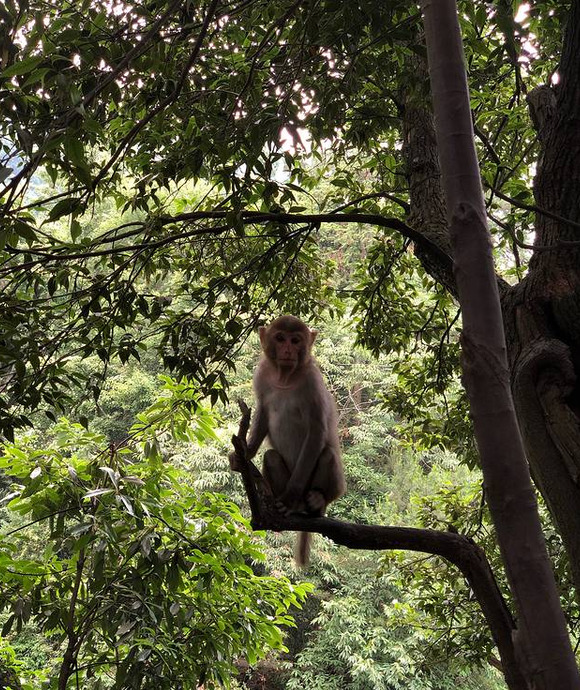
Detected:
left=505, top=288, right=580, bottom=594
left=402, top=64, right=456, bottom=297
left=421, top=0, right=580, bottom=688
left=504, top=0, right=580, bottom=596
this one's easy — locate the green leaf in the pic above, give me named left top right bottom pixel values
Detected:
left=48, top=197, right=80, bottom=222
left=65, top=137, right=86, bottom=168
left=13, top=220, right=37, bottom=245
left=2, top=56, right=44, bottom=78
left=70, top=219, right=82, bottom=241
left=69, top=83, right=82, bottom=105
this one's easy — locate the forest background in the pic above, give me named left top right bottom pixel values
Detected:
left=0, top=0, right=579, bottom=688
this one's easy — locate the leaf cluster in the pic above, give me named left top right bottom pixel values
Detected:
left=0, top=418, right=310, bottom=688
left=0, top=0, right=571, bottom=443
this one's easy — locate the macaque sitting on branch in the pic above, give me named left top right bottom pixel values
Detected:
left=230, top=315, right=346, bottom=565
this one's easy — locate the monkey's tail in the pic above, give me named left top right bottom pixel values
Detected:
left=295, top=532, right=312, bottom=567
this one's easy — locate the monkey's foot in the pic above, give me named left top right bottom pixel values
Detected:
left=274, top=499, right=310, bottom=517
left=305, top=490, right=326, bottom=517
left=274, top=492, right=325, bottom=518
left=275, top=499, right=292, bottom=516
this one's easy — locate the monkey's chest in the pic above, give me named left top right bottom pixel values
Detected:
left=266, top=392, right=309, bottom=461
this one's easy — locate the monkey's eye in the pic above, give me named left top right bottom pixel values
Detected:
left=275, top=333, right=285, bottom=342
left=291, top=337, right=301, bottom=345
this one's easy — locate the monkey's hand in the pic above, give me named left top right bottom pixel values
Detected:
left=278, top=484, right=305, bottom=514
left=305, top=489, right=326, bottom=517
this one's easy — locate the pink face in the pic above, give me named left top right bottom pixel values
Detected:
left=273, top=330, right=305, bottom=366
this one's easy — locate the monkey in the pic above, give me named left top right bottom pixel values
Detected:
left=230, top=315, right=346, bottom=566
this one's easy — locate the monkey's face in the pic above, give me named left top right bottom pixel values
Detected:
left=272, top=330, right=306, bottom=368
left=259, top=318, right=316, bottom=376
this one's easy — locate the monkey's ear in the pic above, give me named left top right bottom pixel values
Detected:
left=258, top=326, right=267, bottom=346
left=309, top=329, right=318, bottom=344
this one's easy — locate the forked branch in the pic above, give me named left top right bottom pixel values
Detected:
left=229, top=404, right=528, bottom=690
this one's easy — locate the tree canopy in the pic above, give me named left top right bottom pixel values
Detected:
left=3, top=0, right=580, bottom=686
left=0, top=0, right=560, bottom=434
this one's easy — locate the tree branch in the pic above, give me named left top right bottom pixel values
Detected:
left=485, top=183, right=580, bottom=234
left=3, top=211, right=453, bottom=275
left=58, top=548, right=86, bottom=690
left=0, top=0, right=185, bottom=208
left=230, top=406, right=528, bottom=690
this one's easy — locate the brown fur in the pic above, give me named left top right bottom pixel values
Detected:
left=248, top=315, right=346, bottom=566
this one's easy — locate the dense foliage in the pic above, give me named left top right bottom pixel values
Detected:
left=0, top=0, right=563, bottom=440
left=0, top=404, right=311, bottom=688
left=0, top=313, right=517, bottom=689
left=2, top=0, right=580, bottom=687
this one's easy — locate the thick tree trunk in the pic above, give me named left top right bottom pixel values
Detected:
left=401, top=0, right=580, bottom=606
left=402, top=65, right=456, bottom=298
left=504, top=287, right=580, bottom=595
left=505, top=0, right=580, bottom=596
left=421, top=0, right=580, bottom=687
